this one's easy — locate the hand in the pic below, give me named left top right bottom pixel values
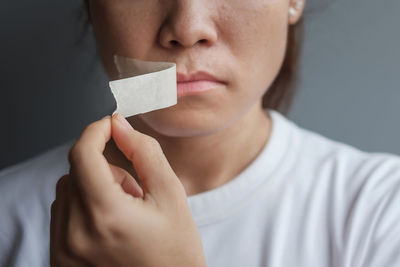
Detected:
left=50, top=114, right=206, bottom=267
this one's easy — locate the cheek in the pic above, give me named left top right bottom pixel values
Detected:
left=90, top=2, right=165, bottom=78
left=222, top=2, right=289, bottom=97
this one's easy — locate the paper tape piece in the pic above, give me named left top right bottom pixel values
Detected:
left=109, top=55, right=177, bottom=118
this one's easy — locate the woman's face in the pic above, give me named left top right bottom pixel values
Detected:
left=88, top=0, right=304, bottom=137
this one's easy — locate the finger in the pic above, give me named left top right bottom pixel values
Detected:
left=51, top=175, right=70, bottom=266
left=109, top=164, right=144, bottom=198
left=68, top=116, right=117, bottom=209
left=111, top=113, right=182, bottom=199
left=65, top=180, right=97, bottom=266
left=51, top=176, right=88, bottom=267
left=50, top=200, right=58, bottom=266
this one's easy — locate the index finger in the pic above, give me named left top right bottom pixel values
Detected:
left=68, top=116, right=117, bottom=209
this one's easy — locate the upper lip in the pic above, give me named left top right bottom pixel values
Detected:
left=177, top=71, right=224, bottom=83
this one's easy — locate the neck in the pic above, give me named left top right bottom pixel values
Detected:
left=107, top=102, right=272, bottom=196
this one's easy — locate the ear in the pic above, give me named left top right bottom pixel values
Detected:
left=288, top=0, right=306, bottom=25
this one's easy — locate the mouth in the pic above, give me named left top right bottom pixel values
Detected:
left=177, top=71, right=226, bottom=97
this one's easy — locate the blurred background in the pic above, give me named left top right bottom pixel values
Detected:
left=0, top=0, right=399, bottom=170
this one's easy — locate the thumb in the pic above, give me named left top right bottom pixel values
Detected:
left=110, top=113, right=183, bottom=200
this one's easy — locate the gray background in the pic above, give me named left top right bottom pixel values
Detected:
left=1, top=0, right=399, bottom=170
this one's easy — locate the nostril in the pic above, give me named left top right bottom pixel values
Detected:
left=169, top=40, right=179, bottom=46
left=199, top=39, right=207, bottom=44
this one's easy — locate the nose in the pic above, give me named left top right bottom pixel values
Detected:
left=159, top=1, right=218, bottom=49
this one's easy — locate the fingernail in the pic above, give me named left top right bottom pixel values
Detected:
left=102, top=115, right=110, bottom=120
left=114, top=113, right=133, bottom=130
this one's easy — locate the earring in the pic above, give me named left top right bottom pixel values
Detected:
left=289, top=0, right=303, bottom=18
left=289, top=7, right=297, bottom=18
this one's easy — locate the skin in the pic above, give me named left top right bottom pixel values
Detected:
left=89, top=0, right=304, bottom=195
left=51, top=0, right=305, bottom=266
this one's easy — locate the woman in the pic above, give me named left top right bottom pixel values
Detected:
left=1, top=0, right=399, bottom=266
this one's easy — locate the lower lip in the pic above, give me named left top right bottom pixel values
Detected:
left=177, top=80, right=224, bottom=97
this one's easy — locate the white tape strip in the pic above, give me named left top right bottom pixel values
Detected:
left=109, top=55, right=177, bottom=118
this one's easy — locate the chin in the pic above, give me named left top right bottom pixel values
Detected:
left=138, top=105, right=234, bottom=138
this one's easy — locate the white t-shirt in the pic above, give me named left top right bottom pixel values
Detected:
left=1, top=109, right=399, bottom=267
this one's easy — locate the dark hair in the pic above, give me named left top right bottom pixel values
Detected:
left=263, top=21, right=304, bottom=115
left=83, top=1, right=303, bottom=115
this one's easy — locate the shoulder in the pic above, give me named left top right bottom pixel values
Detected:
left=0, top=141, right=72, bottom=206
left=0, top=142, right=72, bottom=267
left=271, top=110, right=400, bottom=188
left=284, top=115, right=400, bottom=266
left=269, top=110, right=400, bottom=203
left=289, top=115, right=400, bottom=212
